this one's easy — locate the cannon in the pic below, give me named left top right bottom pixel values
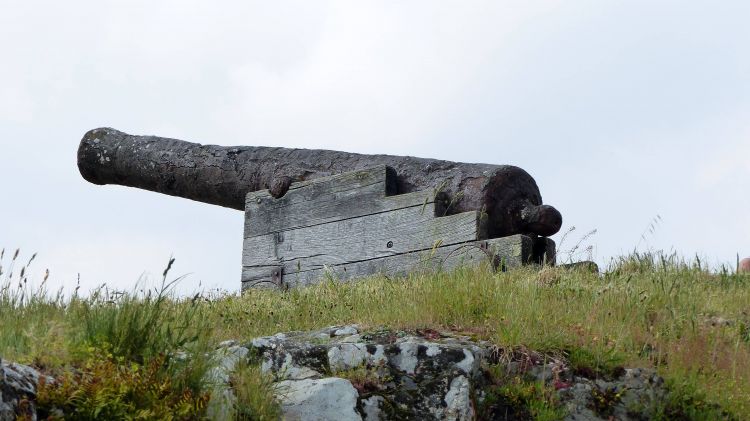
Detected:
left=78, top=128, right=561, bottom=289
left=78, top=128, right=561, bottom=237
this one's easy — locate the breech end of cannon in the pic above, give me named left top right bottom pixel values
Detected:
left=520, top=204, right=562, bottom=237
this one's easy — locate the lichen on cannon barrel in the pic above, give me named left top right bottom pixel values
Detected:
left=77, top=127, right=562, bottom=237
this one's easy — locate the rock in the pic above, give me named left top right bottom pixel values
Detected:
left=361, top=395, right=384, bottom=420
left=245, top=327, right=486, bottom=419
left=328, top=344, right=368, bottom=372
left=739, top=257, right=750, bottom=273
left=205, top=345, right=250, bottom=420
left=392, top=340, right=420, bottom=374
left=443, top=376, right=473, bottom=420
left=561, top=261, right=600, bottom=273
left=276, top=377, right=361, bottom=421
left=559, top=368, right=665, bottom=421
left=205, top=387, right=237, bottom=421
left=208, top=345, right=249, bottom=383
left=239, top=326, right=674, bottom=420
left=1, top=360, right=48, bottom=421
left=334, top=325, right=359, bottom=336
left=454, top=349, right=476, bottom=375
left=706, top=316, right=734, bottom=327
left=218, top=339, right=239, bottom=348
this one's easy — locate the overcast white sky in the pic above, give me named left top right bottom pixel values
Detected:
left=1, top=1, right=748, bottom=294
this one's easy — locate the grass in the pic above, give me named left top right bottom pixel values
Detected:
left=2, top=248, right=749, bottom=419
left=230, top=360, right=282, bottom=420
left=477, top=374, right=565, bottom=421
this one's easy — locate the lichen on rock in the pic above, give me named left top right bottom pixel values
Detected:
left=1, top=359, right=49, bottom=421
left=230, top=325, right=671, bottom=420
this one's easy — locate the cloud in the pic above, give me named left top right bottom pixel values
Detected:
left=2, top=0, right=750, bottom=294
left=695, top=117, right=750, bottom=189
left=0, top=84, right=34, bottom=124
left=210, top=1, right=569, bottom=153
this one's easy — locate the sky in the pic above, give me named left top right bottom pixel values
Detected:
left=1, top=0, right=748, bottom=295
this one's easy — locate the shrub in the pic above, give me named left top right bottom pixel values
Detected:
left=36, top=349, right=210, bottom=420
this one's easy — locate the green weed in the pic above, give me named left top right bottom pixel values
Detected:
left=231, top=361, right=282, bottom=420
left=2, top=249, right=749, bottom=418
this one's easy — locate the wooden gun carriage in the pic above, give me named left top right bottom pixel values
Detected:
left=78, top=128, right=561, bottom=290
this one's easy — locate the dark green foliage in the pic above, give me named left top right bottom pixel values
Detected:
left=588, top=385, right=622, bottom=418
left=73, top=259, right=203, bottom=364
left=36, top=349, right=210, bottom=420
left=478, top=375, right=565, bottom=421
left=652, top=380, right=737, bottom=421
left=567, top=348, right=625, bottom=380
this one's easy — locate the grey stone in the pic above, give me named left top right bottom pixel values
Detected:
left=561, top=261, right=600, bottom=273
left=444, top=375, right=473, bottom=421
left=205, top=387, right=237, bottom=421
left=218, top=339, right=239, bottom=348
left=251, top=336, right=274, bottom=349
left=393, top=340, right=420, bottom=374
left=425, top=344, right=442, bottom=357
left=208, top=345, right=249, bottom=384
left=205, top=345, right=250, bottom=420
left=340, top=334, right=363, bottom=343
left=240, top=327, right=672, bottom=421
left=454, top=349, right=475, bottom=375
left=334, top=325, right=359, bottom=336
left=361, top=395, right=384, bottom=420
left=328, top=343, right=368, bottom=372
left=276, top=377, right=361, bottom=421
left=277, top=353, right=322, bottom=380
left=366, top=344, right=388, bottom=366
left=1, top=360, right=49, bottom=421
left=313, top=332, right=332, bottom=342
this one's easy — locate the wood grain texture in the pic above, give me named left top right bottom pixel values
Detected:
left=242, top=235, right=533, bottom=289
left=244, top=166, right=450, bottom=238
left=239, top=167, right=555, bottom=290
left=241, top=266, right=283, bottom=289
left=243, top=206, right=485, bottom=270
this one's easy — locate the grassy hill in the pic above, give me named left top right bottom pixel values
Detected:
left=1, top=250, right=748, bottom=419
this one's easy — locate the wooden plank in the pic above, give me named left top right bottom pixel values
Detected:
left=243, top=206, right=485, bottom=271
left=242, top=235, right=534, bottom=289
left=244, top=166, right=450, bottom=238
left=241, top=266, right=283, bottom=289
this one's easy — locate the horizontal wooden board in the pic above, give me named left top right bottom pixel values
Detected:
left=243, top=205, right=485, bottom=271
left=242, top=235, right=533, bottom=289
left=241, top=266, right=283, bottom=289
left=244, top=166, right=451, bottom=238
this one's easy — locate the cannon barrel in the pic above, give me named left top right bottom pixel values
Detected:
left=77, top=128, right=562, bottom=237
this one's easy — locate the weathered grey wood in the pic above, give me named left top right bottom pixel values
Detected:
left=239, top=166, right=556, bottom=290
left=244, top=166, right=450, bottom=238
left=243, top=206, right=485, bottom=271
left=242, top=235, right=533, bottom=289
left=79, top=127, right=562, bottom=237
left=242, top=266, right=283, bottom=289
